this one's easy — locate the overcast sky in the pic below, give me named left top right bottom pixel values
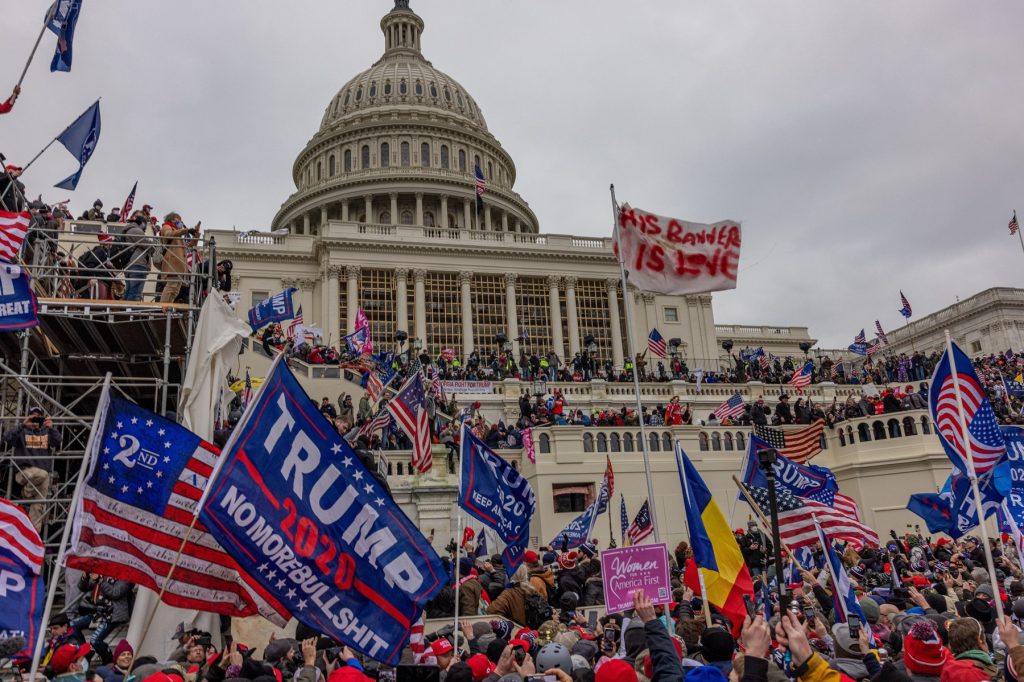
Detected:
left=3, top=1, right=1022, bottom=348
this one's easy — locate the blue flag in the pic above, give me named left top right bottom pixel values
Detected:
left=0, top=264, right=39, bottom=331
left=996, top=426, right=1024, bottom=533
left=0, top=555, right=44, bottom=661
left=246, top=288, right=297, bottom=332
left=740, top=435, right=838, bottom=504
left=199, top=359, right=447, bottom=664
left=548, top=499, right=600, bottom=551
left=458, top=428, right=536, bottom=574
left=815, top=520, right=874, bottom=645
left=1005, top=378, right=1024, bottom=399
left=47, top=0, right=83, bottom=72
left=847, top=343, right=867, bottom=356
left=344, top=327, right=369, bottom=355
left=54, top=100, right=101, bottom=190
left=908, top=463, right=1006, bottom=538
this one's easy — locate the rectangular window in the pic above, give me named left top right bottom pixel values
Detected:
left=971, top=340, right=982, bottom=353
left=251, top=291, right=269, bottom=308
left=664, top=307, right=678, bottom=323
left=552, top=483, right=594, bottom=513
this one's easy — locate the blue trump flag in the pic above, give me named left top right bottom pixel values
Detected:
left=0, top=555, right=44, bottom=661
left=458, top=427, right=536, bottom=574
left=47, top=0, right=84, bottom=72
left=199, top=357, right=447, bottom=664
left=740, top=435, right=838, bottom=504
left=814, top=520, right=874, bottom=645
left=548, top=498, right=600, bottom=551
left=1005, top=378, right=1024, bottom=400
left=995, top=426, right=1024, bottom=533
left=0, top=264, right=39, bottom=331
left=247, top=288, right=297, bottom=332
left=54, top=100, right=101, bottom=190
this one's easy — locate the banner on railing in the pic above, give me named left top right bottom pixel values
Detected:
left=440, top=380, right=493, bottom=394
left=0, top=264, right=39, bottom=330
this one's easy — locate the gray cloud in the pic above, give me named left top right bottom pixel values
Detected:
left=2, top=1, right=1021, bottom=347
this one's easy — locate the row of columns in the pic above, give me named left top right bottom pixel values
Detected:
left=310, top=267, right=628, bottom=368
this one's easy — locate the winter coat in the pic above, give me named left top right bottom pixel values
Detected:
left=158, top=222, right=192, bottom=276
left=486, top=585, right=528, bottom=625
left=528, top=567, right=555, bottom=602
left=581, top=576, right=604, bottom=607
left=644, top=619, right=684, bottom=681
left=457, top=576, right=483, bottom=616
left=2, top=422, right=62, bottom=471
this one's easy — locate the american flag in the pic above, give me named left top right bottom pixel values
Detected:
left=875, top=320, right=888, bottom=344
left=1011, top=211, right=1020, bottom=236
left=286, top=307, right=304, bottom=341
left=474, top=165, right=486, bottom=214
left=744, top=485, right=878, bottom=550
left=753, top=419, right=826, bottom=464
left=241, top=370, right=253, bottom=407
left=866, top=343, right=883, bottom=357
left=647, top=328, right=667, bottom=358
left=626, top=499, right=654, bottom=545
left=619, top=495, right=629, bottom=547
left=358, top=411, right=392, bottom=438
left=712, top=393, right=746, bottom=421
left=430, top=370, right=447, bottom=406
left=834, top=493, right=862, bottom=522
left=366, top=371, right=384, bottom=403
left=854, top=329, right=866, bottom=345
left=120, top=181, right=137, bottom=221
left=899, top=291, right=912, bottom=319
left=830, top=362, right=841, bottom=381
left=759, top=353, right=774, bottom=371
left=0, top=496, right=44, bottom=574
left=386, top=373, right=431, bottom=472
left=0, top=211, right=30, bottom=263
left=789, top=361, right=814, bottom=392
left=595, top=455, right=614, bottom=513
left=66, top=394, right=283, bottom=621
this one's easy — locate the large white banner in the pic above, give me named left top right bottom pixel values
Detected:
left=614, top=204, right=742, bottom=295
left=441, top=380, right=494, bottom=394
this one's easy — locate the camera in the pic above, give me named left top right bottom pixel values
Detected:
left=444, top=539, right=458, bottom=555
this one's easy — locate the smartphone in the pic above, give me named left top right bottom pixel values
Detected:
left=847, top=619, right=861, bottom=640
left=742, top=594, right=755, bottom=618
left=603, top=628, right=617, bottom=643
left=803, top=607, right=816, bottom=626
left=587, top=610, right=598, bottom=629
left=513, top=647, right=527, bottom=665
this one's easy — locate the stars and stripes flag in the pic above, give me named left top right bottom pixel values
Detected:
left=626, top=499, right=654, bottom=545
left=1011, top=211, right=1020, bottom=236
left=286, top=307, right=304, bottom=340
left=386, top=373, right=432, bottom=472
left=0, top=211, right=30, bottom=263
left=241, top=370, right=254, bottom=407
left=0, top=496, right=44, bottom=574
left=595, top=455, right=614, bottom=514
left=474, top=164, right=486, bottom=214
left=744, top=484, right=879, bottom=550
left=854, top=329, right=866, bottom=345
left=66, top=392, right=284, bottom=621
left=759, top=353, right=774, bottom=371
left=753, top=419, right=826, bottom=464
left=830, top=362, right=842, bottom=381
left=648, top=328, right=667, bottom=358
left=712, top=393, right=746, bottom=421
left=120, top=181, right=137, bottom=221
left=366, top=371, right=384, bottom=403
left=813, top=517, right=875, bottom=641
left=789, top=361, right=814, bottom=393
left=899, top=291, right=912, bottom=319
left=834, top=493, right=862, bottom=522
left=875, top=320, right=888, bottom=344
left=619, top=495, right=629, bottom=547
left=866, top=342, right=883, bottom=357
left=357, top=411, right=392, bottom=439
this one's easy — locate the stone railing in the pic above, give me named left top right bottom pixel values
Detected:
left=714, top=324, right=813, bottom=339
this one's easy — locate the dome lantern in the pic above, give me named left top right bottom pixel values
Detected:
left=381, top=0, right=423, bottom=55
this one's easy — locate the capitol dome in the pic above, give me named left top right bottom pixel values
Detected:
left=273, top=0, right=538, bottom=236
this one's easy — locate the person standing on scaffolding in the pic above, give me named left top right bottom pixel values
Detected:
left=156, top=212, right=199, bottom=304
left=2, top=405, right=61, bottom=531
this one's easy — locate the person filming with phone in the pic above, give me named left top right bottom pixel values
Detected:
left=2, top=405, right=61, bottom=531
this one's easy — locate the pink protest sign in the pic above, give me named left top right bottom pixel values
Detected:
left=600, top=543, right=672, bottom=614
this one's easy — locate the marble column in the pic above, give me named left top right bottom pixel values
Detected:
left=506, top=273, right=519, bottom=357
left=364, top=195, right=373, bottom=223
left=548, top=275, right=564, bottom=360
left=326, top=265, right=342, bottom=346
left=395, top=268, right=409, bottom=337
left=299, top=278, right=316, bottom=320
left=607, top=279, right=624, bottom=370
left=341, top=200, right=350, bottom=221
left=390, top=193, right=398, bottom=224
left=346, top=265, right=360, bottom=331
left=413, top=269, right=427, bottom=347
left=501, top=212, right=509, bottom=233
left=643, top=293, right=657, bottom=333
left=460, top=271, right=474, bottom=357
left=565, top=276, right=580, bottom=357
left=484, top=205, right=493, bottom=231
left=302, top=213, right=310, bottom=235
left=464, top=198, right=472, bottom=230
left=319, top=206, right=328, bottom=232
left=415, top=193, right=424, bottom=226
left=440, top=195, right=449, bottom=229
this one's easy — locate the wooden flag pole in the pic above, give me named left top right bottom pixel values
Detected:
left=134, top=514, right=200, bottom=652
left=17, top=2, right=57, bottom=90
left=675, top=443, right=712, bottom=628
left=732, top=475, right=795, bottom=558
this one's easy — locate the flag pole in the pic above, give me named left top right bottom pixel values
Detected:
left=811, top=515, right=851, bottom=623
left=944, top=329, right=1004, bottom=620
left=675, top=443, right=713, bottom=628
left=133, top=514, right=200, bottom=651
left=609, top=184, right=661, bottom=544
left=17, top=2, right=57, bottom=90
left=1014, top=211, right=1024, bottom=259
left=29, top=373, right=112, bottom=682
left=732, top=475, right=795, bottom=558
left=453, top=424, right=467, bottom=655
left=22, top=97, right=102, bottom=172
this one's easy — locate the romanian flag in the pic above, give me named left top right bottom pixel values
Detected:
left=676, top=444, right=752, bottom=635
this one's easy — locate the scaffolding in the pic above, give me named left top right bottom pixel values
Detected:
left=0, top=218, right=222, bottom=608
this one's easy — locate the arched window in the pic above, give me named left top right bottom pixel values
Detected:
left=401, top=142, right=410, bottom=167
left=736, top=432, right=745, bottom=450
left=457, top=92, right=464, bottom=107
left=448, top=213, right=457, bottom=228
left=343, top=92, right=350, bottom=106
left=872, top=421, right=886, bottom=440
left=539, top=433, right=551, bottom=454
left=583, top=433, right=594, bottom=453
left=361, top=145, right=370, bottom=169
left=662, top=433, right=672, bottom=451
left=387, top=461, right=393, bottom=475
left=711, top=432, right=722, bottom=451
left=921, top=416, right=931, bottom=435
left=838, top=430, right=846, bottom=446
left=443, top=87, right=452, bottom=102
left=421, top=143, right=430, bottom=167
left=328, top=155, right=336, bottom=176
left=887, top=419, right=902, bottom=438
left=440, top=145, right=450, bottom=169
left=458, top=150, right=467, bottom=172
left=858, top=423, right=872, bottom=442
left=846, top=426, right=854, bottom=444
left=355, top=86, right=363, bottom=101
left=488, top=161, right=493, bottom=180
left=474, top=154, right=481, bottom=170
left=400, top=79, right=408, bottom=95
left=424, top=211, right=435, bottom=227
left=380, top=211, right=391, bottom=224
left=401, top=210, right=414, bottom=225
left=384, top=80, right=392, bottom=95
left=699, top=433, right=709, bottom=451
left=397, top=462, right=404, bottom=475
left=597, top=434, right=608, bottom=452
left=610, top=433, right=621, bottom=452
left=344, top=149, right=352, bottom=172
left=429, top=83, right=438, bottom=98
left=369, top=82, right=377, bottom=98
left=723, top=432, right=734, bottom=451
left=414, top=80, right=422, bottom=96
left=380, top=142, right=390, bottom=168
left=649, top=433, right=660, bottom=452
left=316, top=162, right=322, bottom=181
left=623, top=433, right=634, bottom=452
left=903, top=416, right=917, bottom=436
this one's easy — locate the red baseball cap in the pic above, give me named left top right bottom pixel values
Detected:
left=467, top=653, right=495, bottom=680
left=430, top=638, right=454, bottom=656
left=50, top=643, right=91, bottom=674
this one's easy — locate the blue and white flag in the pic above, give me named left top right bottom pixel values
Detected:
left=47, top=0, right=83, bottom=72
left=199, top=358, right=446, bottom=665
left=847, top=343, right=868, bottom=356
left=740, top=435, right=838, bottom=504
left=814, top=518, right=874, bottom=644
left=0, top=264, right=38, bottom=331
left=1005, top=378, right=1024, bottom=400
left=246, top=287, right=297, bottom=332
left=549, top=498, right=600, bottom=551
left=908, top=463, right=1006, bottom=538
left=995, top=426, right=1024, bottom=534
left=0, top=555, right=44, bottom=661
left=344, top=327, right=369, bottom=355
left=458, top=427, right=536, bottom=574
left=54, top=100, right=100, bottom=190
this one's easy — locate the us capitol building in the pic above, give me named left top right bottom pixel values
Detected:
left=210, top=1, right=1014, bottom=548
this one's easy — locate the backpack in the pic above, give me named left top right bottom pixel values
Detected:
left=523, top=592, right=553, bottom=629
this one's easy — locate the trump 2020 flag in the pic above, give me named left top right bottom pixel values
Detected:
left=246, top=287, right=297, bottom=332
left=47, top=0, right=83, bottom=72
left=0, top=264, right=39, bottom=331
left=54, top=100, right=101, bottom=190
left=0, top=498, right=45, bottom=660
left=929, top=340, right=1006, bottom=476
left=548, top=498, right=600, bottom=551
left=459, top=427, right=536, bottom=574
left=199, top=357, right=447, bottom=665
